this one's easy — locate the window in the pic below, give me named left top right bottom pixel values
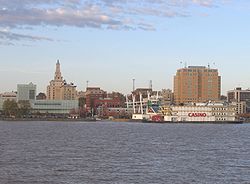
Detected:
left=29, top=90, right=35, bottom=100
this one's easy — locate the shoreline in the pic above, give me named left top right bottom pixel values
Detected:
left=0, top=117, right=248, bottom=124
left=0, top=118, right=95, bottom=122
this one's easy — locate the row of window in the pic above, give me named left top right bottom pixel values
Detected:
left=213, top=113, right=227, bottom=116
left=216, top=118, right=227, bottom=121
left=97, top=105, right=121, bottom=108
left=180, top=73, right=218, bottom=76
left=212, top=108, right=227, bottom=111
left=108, top=109, right=128, bottom=112
left=90, top=91, right=104, bottom=94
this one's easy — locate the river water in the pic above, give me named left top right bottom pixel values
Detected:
left=0, top=121, right=250, bottom=184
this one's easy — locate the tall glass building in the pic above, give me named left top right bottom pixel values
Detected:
left=17, top=82, right=37, bottom=101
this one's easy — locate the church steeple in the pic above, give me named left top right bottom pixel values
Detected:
left=54, top=59, right=62, bottom=81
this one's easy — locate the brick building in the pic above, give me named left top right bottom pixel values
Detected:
left=174, top=66, right=221, bottom=104
left=85, top=87, right=107, bottom=112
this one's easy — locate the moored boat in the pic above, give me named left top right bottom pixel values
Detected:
left=132, top=102, right=243, bottom=124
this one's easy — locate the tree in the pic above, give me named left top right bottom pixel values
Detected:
left=78, top=97, right=87, bottom=118
left=79, top=107, right=87, bottom=118
left=3, top=100, right=19, bottom=118
left=220, top=95, right=227, bottom=101
left=90, top=98, right=95, bottom=116
left=18, top=100, right=31, bottom=117
left=78, top=97, right=86, bottom=108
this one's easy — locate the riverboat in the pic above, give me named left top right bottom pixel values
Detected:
left=132, top=102, right=243, bottom=124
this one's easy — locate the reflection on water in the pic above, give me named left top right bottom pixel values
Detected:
left=0, top=121, right=250, bottom=184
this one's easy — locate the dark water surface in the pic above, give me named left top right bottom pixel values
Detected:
left=0, top=121, right=250, bottom=184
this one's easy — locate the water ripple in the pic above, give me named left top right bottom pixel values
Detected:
left=0, top=121, right=250, bottom=184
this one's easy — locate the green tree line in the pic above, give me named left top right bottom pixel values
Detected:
left=2, top=100, right=31, bottom=118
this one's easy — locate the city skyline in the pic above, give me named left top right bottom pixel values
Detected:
left=1, top=1, right=250, bottom=94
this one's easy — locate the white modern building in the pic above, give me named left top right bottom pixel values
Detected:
left=227, top=87, right=250, bottom=113
left=227, top=87, right=250, bottom=102
left=233, top=101, right=247, bottom=115
left=31, top=100, right=78, bottom=114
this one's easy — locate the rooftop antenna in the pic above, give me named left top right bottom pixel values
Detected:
left=180, top=61, right=183, bottom=68
left=132, top=79, right=135, bottom=92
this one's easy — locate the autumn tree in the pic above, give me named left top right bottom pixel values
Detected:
left=18, top=100, right=31, bottom=117
left=3, top=100, right=19, bottom=117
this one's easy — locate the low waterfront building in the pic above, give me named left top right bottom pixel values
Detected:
left=86, top=91, right=126, bottom=116
left=85, top=87, right=107, bottom=111
left=0, top=92, right=17, bottom=111
left=31, top=100, right=78, bottom=114
left=36, top=92, right=47, bottom=100
left=96, top=107, right=132, bottom=119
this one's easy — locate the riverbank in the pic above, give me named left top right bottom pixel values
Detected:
left=0, top=117, right=248, bottom=124
left=0, top=117, right=94, bottom=122
left=0, top=117, right=132, bottom=122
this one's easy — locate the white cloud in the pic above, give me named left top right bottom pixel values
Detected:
left=192, top=0, right=214, bottom=7
left=0, top=0, right=223, bottom=45
left=0, top=30, right=54, bottom=45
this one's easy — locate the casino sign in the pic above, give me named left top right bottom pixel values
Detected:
left=188, top=113, right=207, bottom=117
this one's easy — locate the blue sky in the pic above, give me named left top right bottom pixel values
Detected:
left=0, top=0, right=250, bottom=95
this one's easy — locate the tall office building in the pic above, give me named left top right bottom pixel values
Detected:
left=174, top=66, right=221, bottom=104
left=227, top=87, right=250, bottom=113
left=17, top=82, right=36, bottom=101
left=227, top=87, right=250, bottom=103
left=47, top=60, right=77, bottom=100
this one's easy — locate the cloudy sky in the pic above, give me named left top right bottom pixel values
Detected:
left=0, top=0, right=250, bottom=94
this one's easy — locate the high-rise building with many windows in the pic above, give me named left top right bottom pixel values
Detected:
left=227, top=87, right=250, bottom=113
left=174, top=66, right=221, bottom=104
left=47, top=60, right=77, bottom=100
